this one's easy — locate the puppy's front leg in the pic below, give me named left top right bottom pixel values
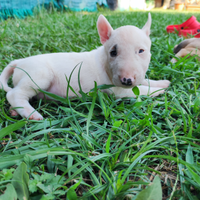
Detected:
left=137, top=85, right=166, bottom=97
left=142, top=79, right=170, bottom=89
left=112, top=85, right=166, bottom=98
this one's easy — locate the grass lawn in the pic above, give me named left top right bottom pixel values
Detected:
left=0, top=8, right=200, bottom=200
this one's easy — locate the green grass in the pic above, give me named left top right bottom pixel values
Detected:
left=0, top=8, right=200, bottom=200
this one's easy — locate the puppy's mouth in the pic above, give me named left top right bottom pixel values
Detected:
left=121, top=84, right=136, bottom=88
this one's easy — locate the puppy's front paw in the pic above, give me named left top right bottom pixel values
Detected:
left=170, top=58, right=177, bottom=63
left=157, top=80, right=170, bottom=88
left=22, top=110, right=43, bottom=120
left=162, top=80, right=170, bottom=88
left=10, top=107, right=19, bottom=116
left=28, top=112, right=43, bottom=120
left=150, top=88, right=165, bottom=97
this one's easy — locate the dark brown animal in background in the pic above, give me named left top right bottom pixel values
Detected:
left=171, top=38, right=200, bottom=63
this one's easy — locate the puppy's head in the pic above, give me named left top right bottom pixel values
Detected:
left=97, top=13, right=152, bottom=88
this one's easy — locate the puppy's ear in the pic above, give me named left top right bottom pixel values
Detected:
left=142, top=13, right=151, bottom=37
left=97, top=15, right=113, bottom=44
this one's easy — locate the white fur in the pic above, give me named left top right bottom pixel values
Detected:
left=0, top=13, right=170, bottom=120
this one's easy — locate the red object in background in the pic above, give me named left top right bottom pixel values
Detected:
left=178, top=28, right=200, bottom=38
left=166, top=16, right=200, bottom=37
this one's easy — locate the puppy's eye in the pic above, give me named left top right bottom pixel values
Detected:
left=139, top=49, right=144, bottom=53
left=110, top=45, right=117, bottom=57
left=110, top=50, right=117, bottom=57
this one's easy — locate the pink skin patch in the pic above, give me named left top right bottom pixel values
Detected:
left=28, top=114, right=43, bottom=120
left=9, top=107, right=19, bottom=116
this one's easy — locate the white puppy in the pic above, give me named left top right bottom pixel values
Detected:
left=0, top=13, right=170, bottom=120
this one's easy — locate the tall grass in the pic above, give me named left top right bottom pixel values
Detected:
left=0, top=8, right=200, bottom=200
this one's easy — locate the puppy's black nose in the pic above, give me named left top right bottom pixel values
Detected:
left=121, top=77, right=133, bottom=86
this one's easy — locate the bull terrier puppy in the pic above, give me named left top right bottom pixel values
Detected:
left=0, top=13, right=170, bottom=120
left=171, top=38, right=200, bottom=63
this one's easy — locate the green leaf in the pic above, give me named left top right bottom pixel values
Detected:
left=86, top=81, right=97, bottom=135
left=29, top=179, right=38, bottom=193
left=187, top=166, right=200, bottom=185
left=132, top=86, right=140, bottom=96
left=0, top=121, right=26, bottom=140
left=47, top=155, right=55, bottom=173
left=37, top=174, right=66, bottom=193
left=0, top=184, right=17, bottom=200
left=135, top=176, right=162, bottom=200
left=98, top=90, right=110, bottom=119
left=112, top=120, right=123, bottom=131
left=106, top=132, right=112, bottom=153
left=40, top=194, right=54, bottom=200
left=116, top=170, right=124, bottom=190
left=37, top=183, right=52, bottom=194
left=67, top=188, right=78, bottom=200
left=193, top=94, right=200, bottom=113
left=12, top=162, right=29, bottom=200
left=71, top=178, right=82, bottom=190
left=67, top=178, right=82, bottom=200
left=38, top=89, right=67, bottom=104
left=90, top=84, right=115, bottom=91
left=1, top=169, right=15, bottom=181
left=67, top=155, right=73, bottom=177
left=186, top=145, right=194, bottom=165
left=121, top=150, right=156, bottom=184
left=118, top=180, right=149, bottom=193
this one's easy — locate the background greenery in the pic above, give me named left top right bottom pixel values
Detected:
left=0, top=8, right=200, bottom=200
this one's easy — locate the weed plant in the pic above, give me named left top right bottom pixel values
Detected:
left=0, top=8, right=200, bottom=200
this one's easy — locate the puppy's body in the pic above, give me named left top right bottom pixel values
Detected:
left=171, top=38, right=200, bottom=63
left=0, top=14, right=170, bottom=120
left=10, top=49, right=108, bottom=98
